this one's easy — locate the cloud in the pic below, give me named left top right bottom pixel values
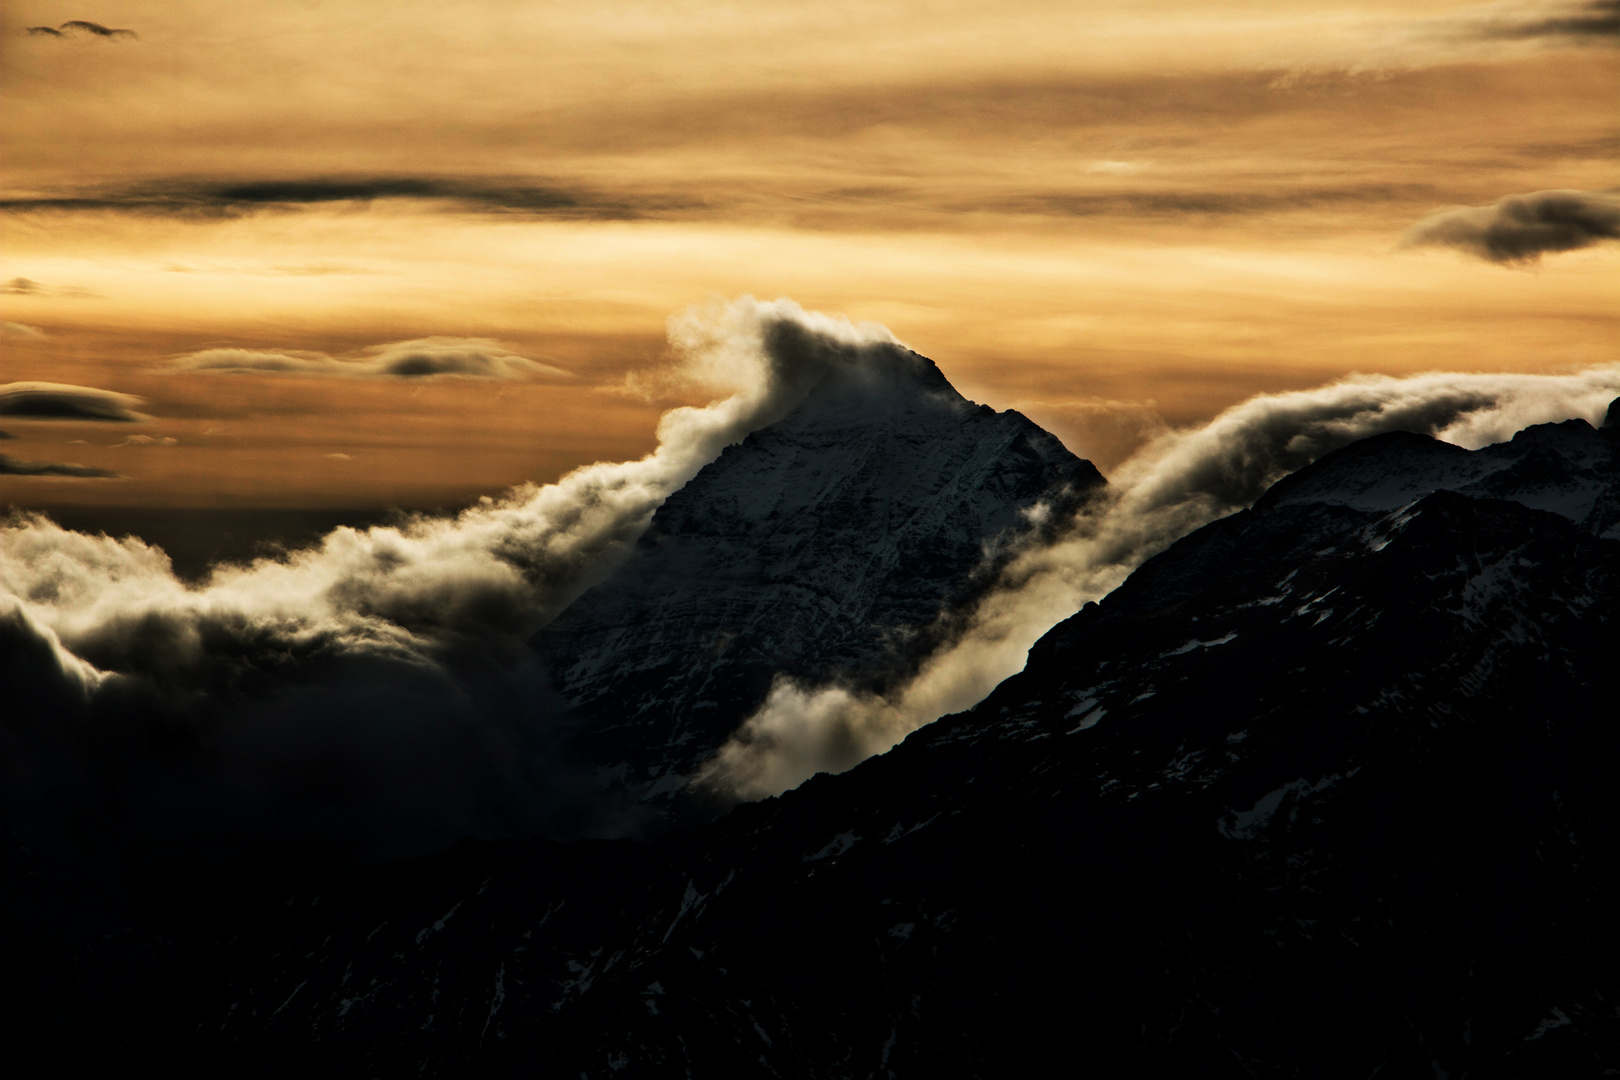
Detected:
left=698, top=363, right=1620, bottom=801
left=0, top=431, right=15, bottom=440
left=23, top=20, right=137, bottom=39
left=0, top=178, right=692, bottom=221
left=0, top=453, right=120, bottom=479
left=1001, top=184, right=1439, bottom=219
left=1084, top=161, right=1148, bottom=175
left=114, top=434, right=177, bottom=447
left=2, top=322, right=46, bottom=339
left=1404, top=189, right=1620, bottom=264
left=0, top=277, right=97, bottom=298
left=0, top=382, right=146, bottom=422
left=1, top=298, right=910, bottom=876
left=166, top=338, right=573, bottom=381
left=1475, top=0, right=1620, bottom=42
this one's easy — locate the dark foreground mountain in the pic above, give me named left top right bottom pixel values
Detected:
left=91, top=406, right=1620, bottom=1077
left=536, top=343, right=1100, bottom=799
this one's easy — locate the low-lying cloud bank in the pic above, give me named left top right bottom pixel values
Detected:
left=698, top=365, right=1620, bottom=800
left=167, top=337, right=572, bottom=381
left=0, top=382, right=146, bottom=422
left=1, top=298, right=903, bottom=871
left=1404, top=189, right=1620, bottom=264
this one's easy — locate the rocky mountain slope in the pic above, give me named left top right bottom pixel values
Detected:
left=91, top=402, right=1620, bottom=1077
left=536, top=345, right=1101, bottom=797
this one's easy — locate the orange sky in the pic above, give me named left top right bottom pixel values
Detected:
left=2, top=0, right=1615, bottom=507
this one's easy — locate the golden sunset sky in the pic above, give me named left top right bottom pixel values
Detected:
left=1, top=0, right=1615, bottom=508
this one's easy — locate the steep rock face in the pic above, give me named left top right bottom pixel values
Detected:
left=536, top=349, right=1102, bottom=792
left=93, top=408, right=1620, bottom=1078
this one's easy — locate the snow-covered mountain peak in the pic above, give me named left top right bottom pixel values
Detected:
left=1257, top=406, right=1620, bottom=536
left=536, top=349, right=1102, bottom=798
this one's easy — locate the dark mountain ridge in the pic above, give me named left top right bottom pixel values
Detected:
left=68, top=403, right=1620, bottom=1076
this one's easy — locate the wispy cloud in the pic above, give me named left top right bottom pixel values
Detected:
left=0, top=277, right=98, bottom=299
left=166, top=338, right=573, bottom=381
left=982, top=183, right=1441, bottom=219
left=0, top=382, right=146, bottom=422
left=1, top=322, right=46, bottom=339
left=1404, top=188, right=1620, bottom=264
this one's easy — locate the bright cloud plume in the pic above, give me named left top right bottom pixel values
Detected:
left=166, top=337, right=574, bottom=381
left=1, top=298, right=904, bottom=867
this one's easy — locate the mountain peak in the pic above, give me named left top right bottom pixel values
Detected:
left=536, top=350, right=1102, bottom=799
left=1255, top=414, right=1619, bottom=535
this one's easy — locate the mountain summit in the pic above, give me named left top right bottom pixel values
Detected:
left=536, top=342, right=1102, bottom=798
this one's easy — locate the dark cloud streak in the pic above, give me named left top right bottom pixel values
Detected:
left=1404, top=188, right=1620, bottom=263
left=24, top=20, right=137, bottom=39
left=0, top=382, right=147, bottom=423
left=0, top=453, right=121, bottom=478
left=979, top=184, right=1441, bottom=219
left=0, top=178, right=696, bottom=220
left=1478, top=1, right=1620, bottom=41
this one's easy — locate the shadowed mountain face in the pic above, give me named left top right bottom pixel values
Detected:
left=535, top=348, right=1102, bottom=796
left=70, top=406, right=1620, bottom=1077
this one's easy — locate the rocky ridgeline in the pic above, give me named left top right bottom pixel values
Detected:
left=92, top=401, right=1620, bottom=1077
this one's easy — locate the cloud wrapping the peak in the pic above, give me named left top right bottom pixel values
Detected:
left=1, top=298, right=915, bottom=870
left=167, top=338, right=574, bottom=381
left=1404, top=189, right=1620, bottom=264
left=0, top=382, right=146, bottom=422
